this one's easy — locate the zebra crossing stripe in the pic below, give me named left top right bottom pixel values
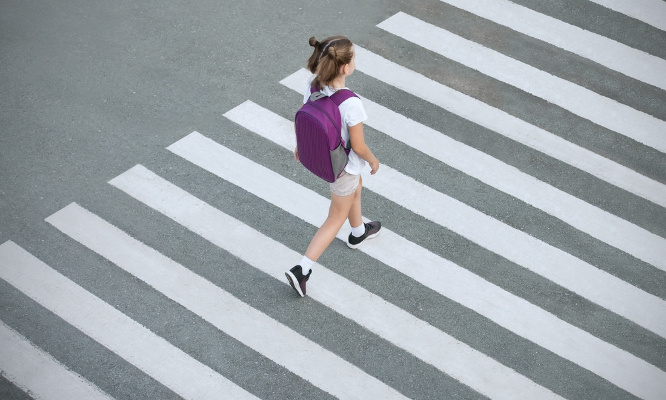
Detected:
left=436, top=0, right=666, bottom=90
left=223, top=102, right=666, bottom=340
left=281, top=68, right=666, bottom=270
left=588, top=0, right=666, bottom=32
left=108, top=164, right=563, bottom=400
left=167, top=130, right=666, bottom=400
left=0, top=319, right=113, bottom=400
left=351, top=46, right=666, bottom=202
left=0, top=241, right=259, bottom=400
left=46, top=203, right=408, bottom=400
left=376, top=13, right=666, bottom=154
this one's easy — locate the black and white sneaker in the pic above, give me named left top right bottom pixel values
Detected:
left=347, top=221, right=381, bottom=249
left=285, top=265, right=312, bottom=297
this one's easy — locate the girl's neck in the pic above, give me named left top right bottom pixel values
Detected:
left=329, top=76, right=346, bottom=89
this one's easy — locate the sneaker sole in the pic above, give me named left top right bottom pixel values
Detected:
left=285, top=271, right=305, bottom=297
left=346, top=230, right=381, bottom=249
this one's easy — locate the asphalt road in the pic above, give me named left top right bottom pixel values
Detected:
left=1, top=0, right=665, bottom=399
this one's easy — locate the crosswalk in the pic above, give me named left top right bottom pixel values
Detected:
left=587, top=0, right=666, bottom=32
left=1, top=2, right=664, bottom=399
left=224, top=100, right=666, bottom=337
left=435, top=0, right=666, bottom=90
left=0, top=320, right=114, bottom=400
left=378, top=12, right=666, bottom=153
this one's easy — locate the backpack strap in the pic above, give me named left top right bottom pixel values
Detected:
left=309, top=85, right=358, bottom=105
left=330, top=89, right=357, bottom=151
left=330, top=89, right=358, bottom=106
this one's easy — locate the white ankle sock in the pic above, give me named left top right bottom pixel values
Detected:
left=299, top=256, right=315, bottom=274
left=351, top=223, right=366, bottom=238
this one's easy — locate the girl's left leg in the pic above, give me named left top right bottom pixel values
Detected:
left=304, top=190, right=357, bottom=262
left=347, top=176, right=363, bottom=229
left=346, top=176, right=381, bottom=248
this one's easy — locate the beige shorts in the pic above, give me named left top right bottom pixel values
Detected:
left=330, top=171, right=361, bottom=197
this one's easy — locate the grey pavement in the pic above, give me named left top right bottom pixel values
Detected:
left=1, top=0, right=665, bottom=399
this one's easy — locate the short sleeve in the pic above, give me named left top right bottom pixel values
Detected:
left=340, top=97, right=368, bottom=129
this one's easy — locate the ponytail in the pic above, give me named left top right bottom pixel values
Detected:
left=306, top=35, right=354, bottom=90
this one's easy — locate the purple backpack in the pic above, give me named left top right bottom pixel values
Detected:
left=295, top=86, right=358, bottom=183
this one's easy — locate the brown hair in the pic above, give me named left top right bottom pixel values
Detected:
left=306, top=35, right=354, bottom=90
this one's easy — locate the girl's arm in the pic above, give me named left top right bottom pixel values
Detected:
left=349, top=122, right=379, bottom=174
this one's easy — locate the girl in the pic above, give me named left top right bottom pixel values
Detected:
left=286, top=35, right=381, bottom=297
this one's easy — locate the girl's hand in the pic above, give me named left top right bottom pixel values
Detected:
left=369, top=157, right=380, bottom=175
left=293, top=147, right=300, bottom=162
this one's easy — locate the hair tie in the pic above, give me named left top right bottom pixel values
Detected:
left=319, top=39, right=339, bottom=59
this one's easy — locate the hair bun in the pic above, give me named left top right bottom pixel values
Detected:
left=327, top=45, right=337, bottom=58
left=309, top=36, right=319, bottom=47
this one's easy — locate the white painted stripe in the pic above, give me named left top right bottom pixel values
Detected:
left=377, top=13, right=666, bottom=153
left=281, top=69, right=666, bottom=270
left=589, top=0, right=666, bottom=31
left=0, top=319, right=113, bottom=400
left=169, top=130, right=666, bottom=400
left=350, top=46, right=666, bottom=208
left=46, top=204, right=406, bottom=400
left=223, top=104, right=666, bottom=338
left=107, top=165, right=562, bottom=400
left=0, top=241, right=259, bottom=400
left=436, top=0, right=666, bottom=89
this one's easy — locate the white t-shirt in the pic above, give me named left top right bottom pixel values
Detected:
left=302, top=84, right=368, bottom=175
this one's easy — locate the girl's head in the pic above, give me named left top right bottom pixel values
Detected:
left=307, top=35, right=355, bottom=89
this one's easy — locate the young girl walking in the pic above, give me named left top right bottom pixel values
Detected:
left=286, top=35, right=381, bottom=297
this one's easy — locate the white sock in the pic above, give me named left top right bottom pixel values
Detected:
left=299, top=256, right=315, bottom=274
left=351, top=223, right=366, bottom=238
